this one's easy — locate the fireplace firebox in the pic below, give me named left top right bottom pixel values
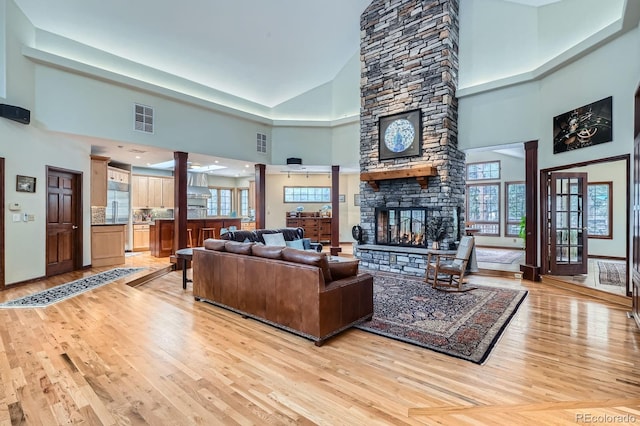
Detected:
left=375, top=207, right=434, bottom=247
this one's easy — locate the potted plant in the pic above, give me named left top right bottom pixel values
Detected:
left=426, top=217, right=446, bottom=249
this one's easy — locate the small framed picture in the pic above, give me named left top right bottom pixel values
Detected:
left=354, top=194, right=361, bottom=206
left=16, top=175, right=36, bottom=193
left=338, top=194, right=346, bottom=202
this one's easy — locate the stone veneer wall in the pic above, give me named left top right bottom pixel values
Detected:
left=359, top=0, right=465, bottom=250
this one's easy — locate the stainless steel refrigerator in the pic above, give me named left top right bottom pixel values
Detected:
left=105, top=181, right=130, bottom=224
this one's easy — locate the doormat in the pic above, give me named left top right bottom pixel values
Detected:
left=0, top=268, right=144, bottom=308
left=355, top=272, right=527, bottom=364
left=597, top=261, right=626, bottom=286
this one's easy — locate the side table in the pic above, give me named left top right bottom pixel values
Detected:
left=175, top=248, right=193, bottom=290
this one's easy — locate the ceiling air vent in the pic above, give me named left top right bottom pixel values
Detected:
left=257, top=133, right=267, bottom=153
left=134, top=103, right=154, bottom=133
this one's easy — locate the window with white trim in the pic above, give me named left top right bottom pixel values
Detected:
left=466, top=183, right=500, bottom=235
left=505, top=182, right=525, bottom=237
left=467, top=161, right=500, bottom=181
left=283, top=186, right=331, bottom=203
left=587, top=182, right=612, bottom=238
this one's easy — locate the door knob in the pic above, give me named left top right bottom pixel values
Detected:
left=72, top=225, right=79, bottom=229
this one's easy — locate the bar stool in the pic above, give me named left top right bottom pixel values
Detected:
left=187, top=229, right=193, bottom=248
left=199, top=227, right=216, bottom=246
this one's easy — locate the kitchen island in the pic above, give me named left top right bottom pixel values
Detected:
left=149, top=218, right=242, bottom=257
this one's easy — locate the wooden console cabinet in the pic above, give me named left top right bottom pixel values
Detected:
left=286, top=214, right=331, bottom=242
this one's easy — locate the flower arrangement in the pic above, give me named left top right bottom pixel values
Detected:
left=426, top=217, right=447, bottom=242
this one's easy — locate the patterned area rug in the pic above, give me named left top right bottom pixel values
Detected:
left=355, top=272, right=527, bottom=364
left=0, top=268, right=144, bottom=308
left=597, top=261, right=626, bottom=286
left=475, top=248, right=524, bottom=264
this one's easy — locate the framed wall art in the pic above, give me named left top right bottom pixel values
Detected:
left=553, top=96, right=613, bottom=154
left=379, top=109, right=422, bottom=160
left=16, top=175, right=36, bottom=193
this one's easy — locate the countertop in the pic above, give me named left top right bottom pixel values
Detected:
left=91, top=223, right=126, bottom=226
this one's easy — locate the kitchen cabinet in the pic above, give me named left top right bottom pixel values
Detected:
left=131, top=175, right=149, bottom=208
left=91, top=224, right=125, bottom=266
left=132, top=175, right=174, bottom=208
left=108, top=167, right=129, bottom=184
left=133, top=223, right=150, bottom=251
left=90, top=155, right=109, bottom=207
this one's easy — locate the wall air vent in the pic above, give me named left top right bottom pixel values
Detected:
left=257, top=133, right=267, bottom=153
left=134, top=103, right=154, bottom=133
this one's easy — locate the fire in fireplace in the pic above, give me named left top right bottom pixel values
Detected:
left=376, top=207, right=433, bottom=247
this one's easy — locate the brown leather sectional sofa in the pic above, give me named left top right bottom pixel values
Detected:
left=192, top=239, right=374, bottom=346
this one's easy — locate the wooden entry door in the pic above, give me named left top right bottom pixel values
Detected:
left=46, top=167, right=82, bottom=276
left=548, top=172, right=589, bottom=275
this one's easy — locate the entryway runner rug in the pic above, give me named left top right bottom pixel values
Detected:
left=597, top=261, right=626, bottom=286
left=0, top=268, right=144, bottom=308
left=355, top=272, right=527, bottom=364
left=475, top=248, right=524, bottom=264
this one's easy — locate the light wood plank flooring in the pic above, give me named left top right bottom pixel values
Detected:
left=0, top=254, right=639, bottom=425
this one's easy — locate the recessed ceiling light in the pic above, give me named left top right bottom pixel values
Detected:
left=214, top=160, right=219, bottom=164
left=135, top=156, right=141, bottom=159
left=245, top=164, right=250, bottom=168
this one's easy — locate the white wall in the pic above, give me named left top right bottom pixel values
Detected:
left=0, top=0, right=6, bottom=99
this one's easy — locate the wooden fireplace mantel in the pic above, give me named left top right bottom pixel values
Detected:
left=360, top=166, right=437, bottom=191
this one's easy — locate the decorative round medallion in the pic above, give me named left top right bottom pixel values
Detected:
left=384, top=118, right=415, bottom=153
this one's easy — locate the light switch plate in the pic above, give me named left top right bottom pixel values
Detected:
left=12, top=214, right=20, bottom=222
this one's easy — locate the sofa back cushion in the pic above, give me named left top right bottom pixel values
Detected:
left=328, top=259, right=360, bottom=280
left=251, top=244, right=284, bottom=259
left=220, top=230, right=257, bottom=242
left=224, top=241, right=254, bottom=254
left=281, top=248, right=333, bottom=283
left=204, top=239, right=227, bottom=251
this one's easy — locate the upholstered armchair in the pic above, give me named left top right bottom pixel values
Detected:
left=425, top=236, right=476, bottom=292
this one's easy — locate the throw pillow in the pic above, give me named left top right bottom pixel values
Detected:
left=302, top=238, right=312, bottom=250
left=263, top=232, right=286, bottom=247
left=285, top=239, right=305, bottom=250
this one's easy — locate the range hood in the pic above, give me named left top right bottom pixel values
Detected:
left=187, top=172, right=211, bottom=198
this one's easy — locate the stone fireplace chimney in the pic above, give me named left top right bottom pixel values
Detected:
left=358, top=0, right=465, bottom=251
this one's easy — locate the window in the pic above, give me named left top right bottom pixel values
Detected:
left=587, top=182, right=612, bottom=238
left=256, top=133, right=267, bottom=153
left=134, top=103, right=154, bottom=133
left=207, top=187, right=233, bottom=216
left=238, top=188, right=249, bottom=217
left=505, top=182, right=525, bottom=237
left=283, top=186, right=331, bottom=203
left=467, top=161, right=500, bottom=181
left=466, top=183, right=500, bottom=235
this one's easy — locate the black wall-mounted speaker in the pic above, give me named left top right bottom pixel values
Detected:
left=0, top=104, right=30, bottom=125
left=286, top=157, right=302, bottom=166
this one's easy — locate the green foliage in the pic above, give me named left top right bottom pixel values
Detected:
left=518, top=216, right=526, bottom=240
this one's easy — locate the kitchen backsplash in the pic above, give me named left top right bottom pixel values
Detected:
left=91, top=207, right=106, bottom=224
left=133, top=208, right=174, bottom=222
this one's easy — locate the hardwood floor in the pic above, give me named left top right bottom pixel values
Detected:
left=1, top=254, right=639, bottom=425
